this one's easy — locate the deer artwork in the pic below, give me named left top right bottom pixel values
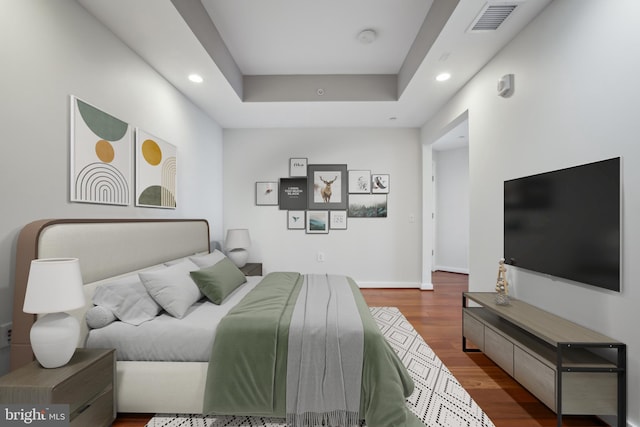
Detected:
left=320, top=175, right=338, bottom=203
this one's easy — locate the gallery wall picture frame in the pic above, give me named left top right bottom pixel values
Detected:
left=348, top=194, right=388, bottom=218
left=256, top=181, right=279, bottom=205
left=289, top=158, right=308, bottom=177
left=70, top=95, right=132, bottom=206
left=306, top=210, right=329, bottom=234
left=279, top=177, right=307, bottom=210
left=330, top=210, right=348, bottom=230
left=307, top=164, right=348, bottom=210
left=348, top=170, right=371, bottom=193
left=135, top=129, right=177, bottom=209
left=287, top=210, right=306, bottom=230
left=372, top=174, right=390, bottom=194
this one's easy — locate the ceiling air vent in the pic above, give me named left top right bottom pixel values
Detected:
left=468, top=2, right=520, bottom=32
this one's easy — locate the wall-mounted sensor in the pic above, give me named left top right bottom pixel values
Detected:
left=497, top=74, right=514, bottom=97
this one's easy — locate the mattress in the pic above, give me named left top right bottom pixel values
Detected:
left=86, top=276, right=262, bottom=361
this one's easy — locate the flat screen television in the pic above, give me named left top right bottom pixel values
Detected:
left=504, top=157, right=621, bottom=292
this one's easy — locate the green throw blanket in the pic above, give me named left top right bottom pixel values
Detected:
left=203, top=272, right=425, bottom=427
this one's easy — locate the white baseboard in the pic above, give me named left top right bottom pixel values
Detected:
left=604, top=415, right=636, bottom=427
left=602, top=415, right=635, bottom=427
left=357, top=281, right=422, bottom=289
left=434, top=265, right=469, bottom=274
left=420, top=281, right=434, bottom=290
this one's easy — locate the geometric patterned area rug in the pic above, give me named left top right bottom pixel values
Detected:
left=146, top=307, right=494, bottom=427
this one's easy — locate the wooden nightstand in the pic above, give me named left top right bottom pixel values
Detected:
left=240, top=262, right=263, bottom=276
left=0, top=348, right=116, bottom=427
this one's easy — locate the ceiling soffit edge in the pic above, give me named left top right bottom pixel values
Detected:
left=243, top=75, right=397, bottom=102
left=398, top=0, right=460, bottom=97
left=171, top=0, right=457, bottom=103
left=171, top=0, right=243, bottom=99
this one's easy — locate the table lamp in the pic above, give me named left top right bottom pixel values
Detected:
left=224, top=229, right=251, bottom=267
left=23, top=258, right=86, bottom=368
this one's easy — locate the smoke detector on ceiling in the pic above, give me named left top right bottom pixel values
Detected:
left=467, top=1, right=523, bottom=32
left=357, top=29, right=377, bottom=44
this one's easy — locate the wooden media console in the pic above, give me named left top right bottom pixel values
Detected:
left=462, top=292, right=626, bottom=427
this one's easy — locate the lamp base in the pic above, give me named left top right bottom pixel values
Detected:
left=227, top=249, right=249, bottom=268
left=30, top=312, right=80, bottom=368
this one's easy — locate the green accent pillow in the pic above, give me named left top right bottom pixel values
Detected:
left=190, top=258, right=247, bottom=304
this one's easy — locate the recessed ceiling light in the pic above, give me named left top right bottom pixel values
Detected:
left=188, top=74, right=203, bottom=83
left=436, top=73, right=451, bottom=82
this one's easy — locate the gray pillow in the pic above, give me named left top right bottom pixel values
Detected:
left=189, top=249, right=227, bottom=268
left=190, top=257, right=247, bottom=304
left=93, top=274, right=161, bottom=325
left=139, top=259, right=202, bottom=318
left=85, top=305, right=117, bottom=329
left=164, top=257, right=190, bottom=267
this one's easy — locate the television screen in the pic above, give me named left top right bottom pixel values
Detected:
left=504, top=157, right=620, bottom=292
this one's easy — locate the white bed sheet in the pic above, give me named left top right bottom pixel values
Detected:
left=86, top=275, right=262, bottom=362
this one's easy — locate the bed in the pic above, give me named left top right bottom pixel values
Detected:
left=11, top=218, right=421, bottom=426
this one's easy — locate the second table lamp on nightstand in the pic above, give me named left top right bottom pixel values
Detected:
left=225, top=229, right=251, bottom=268
left=23, top=258, right=86, bottom=368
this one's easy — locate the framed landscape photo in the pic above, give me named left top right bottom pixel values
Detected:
left=288, top=210, right=306, bottom=229
left=256, top=181, right=278, bottom=205
left=372, top=174, right=390, bottom=193
left=306, top=210, right=329, bottom=234
left=279, top=177, right=307, bottom=210
left=289, top=157, right=308, bottom=177
left=330, top=210, right=348, bottom=230
left=348, top=170, right=371, bottom=193
left=307, top=164, right=348, bottom=210
left=348, top=194, right=388, bottom=218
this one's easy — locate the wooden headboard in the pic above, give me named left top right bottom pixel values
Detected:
left=10, top=218, right=210, bottom=370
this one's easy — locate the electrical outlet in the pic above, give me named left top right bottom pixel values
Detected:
left=0, top=322, right=11, bottom=349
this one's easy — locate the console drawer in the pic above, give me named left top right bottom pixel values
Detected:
left=484, top=327, right=513, bottom=376
left=562, top=371, right=617, bottom=415
left=514, top=346, right=556, bottom=411
left=463, top=311, right=485, bottom=351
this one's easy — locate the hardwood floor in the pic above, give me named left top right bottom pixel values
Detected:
left=113, top=271, right=606, bottom=427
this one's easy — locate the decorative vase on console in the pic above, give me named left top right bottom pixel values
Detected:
left=495, top=258, right=510, bottom=305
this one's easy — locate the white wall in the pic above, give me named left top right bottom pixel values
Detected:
left=434, top=147, right=469, bottom=273
left=0, top=1, right=224, bottom=375
left=223, top=128, right=424, bottom=287
left=421, top=1, right=640, bottom=425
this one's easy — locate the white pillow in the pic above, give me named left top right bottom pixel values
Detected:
left=139, top=259, right=202, bottom=318
left=93, top=274, right=161, bottom=325
left=189, top=249, right=227, bottom=268
left=85, top=306, right=117, bottom=329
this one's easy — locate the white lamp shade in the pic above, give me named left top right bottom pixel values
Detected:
left=225, top=229, right=251, bottom=250
left=23, top=258, right=86, bottom=314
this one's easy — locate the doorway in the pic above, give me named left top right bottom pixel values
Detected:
left=431, top=119, right=469, bottom=275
